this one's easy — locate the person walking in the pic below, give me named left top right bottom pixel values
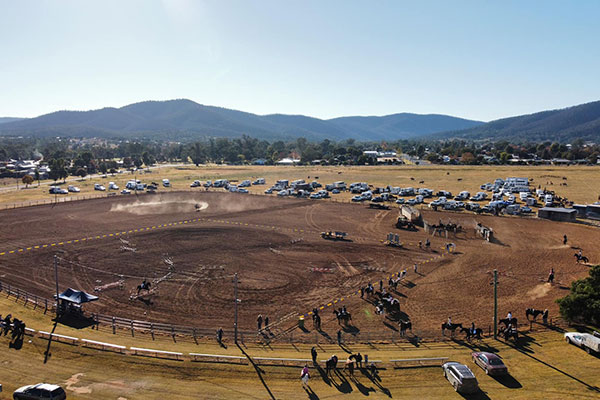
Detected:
left=216, top=327, right=223, bottom=344
left=414, top=263, right=418, bottom=274
left=548, top=268, right=555, bottom=284
left=264, top=316, right=269, bottom=330
left=360, top=287, right=364, bottom=298
left=257, top=314, right=263, bottom=332
left=337, top=330, right=342, bottom=346
left=563, top=234, right=568, bottom=245
left=346, top=357, right=355, bottom=376
left=379, top=279, right=383, bottom=292
left=311, top=346, right=318, bottom=365
left=301, top=364, right=310, bottom=387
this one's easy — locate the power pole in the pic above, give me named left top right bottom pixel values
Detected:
left=234, top=273, right=238, bottom=344
left=54, top=255, right=60, bottom=317
left=493, top=269, right=498, bottom=340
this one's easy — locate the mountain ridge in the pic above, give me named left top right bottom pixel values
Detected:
left=0, top=99, right=483, bottom=142
left=434, top=100, right=600, bottom=142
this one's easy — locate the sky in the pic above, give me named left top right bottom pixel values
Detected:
left=1, top=0, right=599, bottom=122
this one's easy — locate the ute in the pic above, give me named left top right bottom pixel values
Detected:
left=396, top=216, right=416, bottom=230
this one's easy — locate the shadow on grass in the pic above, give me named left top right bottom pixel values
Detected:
left=492, top=374, right=522, bottom=389
left=303, top=385, right=320, bottom=400
left=458, top=389, right=491, bottom=400
left=236, top=343, right=276, bottom=400
left=508, top=342, right=600, bottom=393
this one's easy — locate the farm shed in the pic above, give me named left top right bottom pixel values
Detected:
left=537, top=207, right=577, bottom=222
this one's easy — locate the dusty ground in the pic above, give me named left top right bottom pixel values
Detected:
left=1, top=191, right=598, bottom=340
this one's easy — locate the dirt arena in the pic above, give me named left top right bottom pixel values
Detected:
left=1, top=191, right=598, bottom=338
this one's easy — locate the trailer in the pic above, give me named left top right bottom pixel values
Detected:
left=321, top=231, right=348, bottom=241
left=401, top=205, right=422, bottom=226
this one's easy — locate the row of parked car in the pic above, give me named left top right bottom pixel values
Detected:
left=443, top=351, right=508, bottom=394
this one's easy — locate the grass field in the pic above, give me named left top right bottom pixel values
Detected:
left=1, top=294, right=600, bottom=399
left=1, top=164, right=600, bottom=208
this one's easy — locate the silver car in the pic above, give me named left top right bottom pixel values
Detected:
left=442, top=362, right=479, bottom=394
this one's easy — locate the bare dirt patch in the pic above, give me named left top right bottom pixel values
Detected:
left=0, top=191, right=598, bottom=339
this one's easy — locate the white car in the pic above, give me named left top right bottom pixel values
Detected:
left=67, top=185, right=80, bottom=193
left=108, top=182, right=119, bottom=190
left=121, top=189, right=131, bottom=195
left=565, top=331, right=600, bottom=354
left=238, top=188, right=249, bottom=193
left=13, top=383, right=66, bottom=400
left=190, top=180, right=201, bottom=188
left=94, top=183, right=106, bottom=191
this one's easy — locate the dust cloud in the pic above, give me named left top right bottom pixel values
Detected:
left=110, top=198, right=208, bottom=215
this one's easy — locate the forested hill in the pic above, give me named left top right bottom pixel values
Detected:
left=436, top=100, right=600, bottom=142
left=0, top=99, right=483, bottom=142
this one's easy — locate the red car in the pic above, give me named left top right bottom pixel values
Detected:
left=471, top=352, right=508, bottom=376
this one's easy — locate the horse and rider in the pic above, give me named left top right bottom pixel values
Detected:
left=137, top=279, right=151, bottom=295
left=461, top=322, right=483, bottom=341
left=442, top=316, right=463, bottom=336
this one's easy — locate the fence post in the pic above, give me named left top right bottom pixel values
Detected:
left=44, top=299, right=48, bottom=314
left=24, top=294, right=28, bottom=307
left=95, top=313, right=99, bottom=330
left=151, top=323, right=155, bottom=340
left=192, top=328, right=196, bottom=343
left=171, top=325, right=175, bottom=340
left=33, top=295, right=37, bottom=310
left=131, top=320, right=134, bottom=337
left=112, top=317, right=116, bottom=334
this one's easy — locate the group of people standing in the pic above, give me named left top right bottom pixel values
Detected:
left=257, top=314, right=270, bottom=332
left=0, top=314, right=26, bottom=344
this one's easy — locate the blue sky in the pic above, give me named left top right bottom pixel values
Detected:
left=1, top=0, right=599, bottom=121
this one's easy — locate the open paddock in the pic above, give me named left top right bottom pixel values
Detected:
left=0, top=190, right=598, bottom=341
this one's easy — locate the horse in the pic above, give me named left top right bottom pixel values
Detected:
left=526, top=308, right=544, bottom=321
left=136, top=280, right=151, bottom=295
left=441, top=322, right=463, bottom=336
left=499, top=326, right=519, bottom=342
left=574, top=253, right=589, bottom=264
left=460, top=327, right=483, bottom=341
left=399, top=320, right=412, bottom=337
left=325, top=355, right=338, bottom=376
left=333, top=310, right=352, bottom=326
left=499, top=317, right=518, bottom=327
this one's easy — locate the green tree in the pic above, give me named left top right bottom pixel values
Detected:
left=142, top=151, right=152, bottom=170
left=22, top=174, right=34, bottom=188
left=99, top=162, right=108, bottom=176
left=76, top=168, right=87, bottom=180
left=557, top=265, right=600, bottom=326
